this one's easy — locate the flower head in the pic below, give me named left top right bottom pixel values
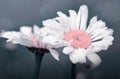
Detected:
left=42, top=5, right=114, bottom=67
left=0, top=25, right=60, bottom=61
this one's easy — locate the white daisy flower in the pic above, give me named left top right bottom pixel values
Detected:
left=42, top=5, right=114, bottom=66
left=0, top=25, right=60, bottom=61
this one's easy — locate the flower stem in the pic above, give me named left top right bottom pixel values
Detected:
left=71, top=63, right=76, bottom=79
left=33, top=53, right=44, bottom=79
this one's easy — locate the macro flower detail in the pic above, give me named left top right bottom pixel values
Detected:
left=42, top=5, right=114, bottom=66
left=0, top=25, right=60, bottom=61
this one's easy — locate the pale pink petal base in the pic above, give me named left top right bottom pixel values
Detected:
left=32, top=37, right=45, bottom=48
left=32, top=37, right=38, bottom=48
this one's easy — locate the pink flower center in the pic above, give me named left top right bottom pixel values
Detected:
left=64, top=29, right=92, bottom=48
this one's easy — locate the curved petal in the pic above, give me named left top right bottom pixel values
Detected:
left=57, top=11, right=68, bottom=20
left=49, top=48, right=59, bottom=61
left=63, top=46, right=74, bottom=55
left=42, top=19, right=64, bottom=34
left=33, top=25, right=40, bottom=36
left=92, top=29, right=113, bottom=41
left=42, top=19, right=60, bottom=29
left=39, top=27, right=52, bottom=37
left=0, top=31, right=19, bottom=39
left=76, top=5, right=88, bottom=30
left=87, top=20, right=105, bottom=35
left=42, top=35, right=63, bottom=47
left=87, top=53, right=102, bottom=67
left=79, top=5, right=88, bottom=30
left=68, top=10, right=77, bottom=29
left=56, top=11, right=70, bottom=32
left=87, top=46, right=103, bottom=53
left=103, top=36, right=114, bottom=45
left=0, top=31, right=34, bottom=47
left=76, top=5, right=82, bottom=29
left=33, top=25, right=42, bottom=42
left=18, top=36, right=34, bottom=47
left=86, top=16, right=97, bottom=33
left=0, top=31, right=21, bottom=43
left=89, top=35, right=114, bottom=53
left=90, top=27, right=107, bottom=39
left=69, top=48, right=87, bottom=64
left=20, top=26, right=33, bottom=37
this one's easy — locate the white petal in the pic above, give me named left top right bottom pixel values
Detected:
left=91, top=41, right=104, bottom=47
left=33, top=25, right=40, bottom=36
left=70, top=48, right=87, bottom=64
left=87, top=46, right=103, bottom=53
left=92, top=29, right=113, bottom=41
left=87, top=53, right=102, bottom=67
left=103, top=36, right=114, bottom=42
left=39, top=27, right=51, bottom=37
left=76, top=6, right=82, bottom=29
left=49, top=48, right=59, bottom=61
left=39, top=27, right=60, bottom=38
left=102, top=36, right=114, bottom=50
left=90, top=27, right=107, bottom=39
left=68, top=10, right=77, bottom=29
left=43, top=19, right=59, bottom=28
left=1, top=31, right=19, bottom=39
left=63, top=46, right=74, bottom=55
left=57, top=11, right=67, bottom=20
left=79, top=5, right=88, bottom=31
left=0, top=31, right=21, bottom=43
left=56, top=11, right=70, bottom=32
left=42, top=35, right=62, bottom=47
left=90, top=35, right=114, bottom=52
left=0, top=31, right=34, bottom=47
left=91, top=41, right=107, bottom=51
left=18, top=34, right=35, bottom=47
left=104, top=35, right=114, bottom=39
left=20, top=26, right=32, bottom=37
left=86, top=16, right=97, bottom=33
left=33, top=25, right=41, bottom=41
left=42, top=19, right=64, bottom=34
left=92, top=47, right=102, bottom=53
left=87, top=20, right=105, bottom=35
left=76, top=5, right=88, bottom=30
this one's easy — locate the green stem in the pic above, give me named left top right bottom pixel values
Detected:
left=71, top=63, right=76, bottom=79
left=33, top=54, right=44, bottom=79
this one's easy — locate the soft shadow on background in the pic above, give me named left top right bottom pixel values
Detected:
left=0, top=0, right=120, bottom=79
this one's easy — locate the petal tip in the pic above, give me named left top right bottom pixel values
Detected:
left=49, top=49, right=60, bottom=61
left=33, top=24, right=39, bottom=28
left=80, top=5, right=88, bottom=10
left=57, top=11, right=62, bottom=15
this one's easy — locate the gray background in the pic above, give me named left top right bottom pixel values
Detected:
left=0, top=0, right=120, bottom=79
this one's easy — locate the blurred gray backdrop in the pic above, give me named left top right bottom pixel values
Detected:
left=0, top=0, right=120, bottom=79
